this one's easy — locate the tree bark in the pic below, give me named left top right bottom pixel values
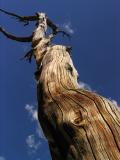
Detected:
left=37, top=45, right=120, bottom=160
left=1, top=11, right=120, bottom=160
left=33, top=14, right=120, bottom=160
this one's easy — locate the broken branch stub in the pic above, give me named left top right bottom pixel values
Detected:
left=0, top=10, right=120, bottom=160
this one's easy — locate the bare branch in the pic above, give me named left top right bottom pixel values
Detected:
left=46, top=18, right=58, bottom=32
left=0, top=26, right=33, bottom=42
left=20, top=49, right=34, bottom=63
left=46, top=18, right=70, bottom=38
left=0, top=8, right=70, bottom=38
left=0, top=8, right=37, bottom=26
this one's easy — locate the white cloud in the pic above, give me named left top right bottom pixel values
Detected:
left=25, top=104, right=38, bottom=121
left=25, top=104, right=45, bottom=139
left=79, top=81, right=92, bottom=91
left=63, top=22, right=74, bottom=34
left=111, top=100, right=119, bottom=107
left=35, top=123, right=46, bottom=140
left=0, top=156, right=6, bottom=160
left=26, top=134, right=41, bottom=151
left=25, top=104, right=47, bottom=154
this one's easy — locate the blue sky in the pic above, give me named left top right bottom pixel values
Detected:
left=0, top=0, right=120, bottom=160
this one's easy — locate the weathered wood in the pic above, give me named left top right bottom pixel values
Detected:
left=0, top=11, right=120, bottom=160
left=36, top=47, right=120, bottom=159
left=33, top=13, right=120, bottom=160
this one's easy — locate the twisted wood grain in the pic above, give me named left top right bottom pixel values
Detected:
left=36, top=45, right=120, bottom=160
left=1, top=11, right=120, bottom=160
left=31, top=13, right=120, bottom=160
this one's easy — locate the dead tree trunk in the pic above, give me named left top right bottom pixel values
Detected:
left=0, top=10, right=120, bottom=160
left=36, top=39, right=120, bottom=160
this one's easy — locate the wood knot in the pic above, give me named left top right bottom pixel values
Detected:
left=69, top=110, right=87, bottom=127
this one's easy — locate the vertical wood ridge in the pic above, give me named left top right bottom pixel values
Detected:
left=32, top=14, right=120, bottom=160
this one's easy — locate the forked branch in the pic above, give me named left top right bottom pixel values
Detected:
left=0, top=9, right=70, bottom=64
left=0, top=8, right=70, bottom=38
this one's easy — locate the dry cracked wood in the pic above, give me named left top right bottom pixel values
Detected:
left=0, top=11, right=120, bottom=160
left=37, top=46, right=120, bottom=160
left=33, top=13, right=120, bottom=160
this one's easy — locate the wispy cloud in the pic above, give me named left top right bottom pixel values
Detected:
left=111, top=99, right=119, bottom=107
left=25, top=104, right=38, bottom=121
left=0, top=156, right=6, bottom=160
left=26, top=134, right=41, bottom=151
left=25, top=104, right=45, bottom=139
left=25, top=104, right=46, bottom=153
left=79, top=81, right=92, bottom=91
left=57, top=21, right=74, bottom=35
left=63, top=22, right=74, bottom=34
